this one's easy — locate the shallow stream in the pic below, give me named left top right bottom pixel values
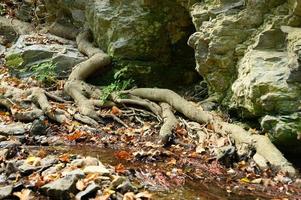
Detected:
left=28, top=145, right=267, bottom=200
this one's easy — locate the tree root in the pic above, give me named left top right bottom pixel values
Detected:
left=1, top=20, right=296, bottom=177
left=0, top=84, right=70, bottom=124
left=48, top=22, right=78, bottom=40
left=64, top=30, right=111, bottom=121
left=29, top=87, right=69, bottom=124
left=127, top=88, right=212, bottom=123
left=159, top=103, right=178, bottom=144
left=125, top=88, right=296, bottom=176
left=0, top=16, right=35, bottom=35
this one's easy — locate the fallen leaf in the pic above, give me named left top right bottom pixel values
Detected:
left=111, top=106, right=122, bottom=115
left=59, top=154, right=70, bottom=163
left=37, top=149, right=47, bottom=158
left=123, top=192, right=136, bottom=200
left=76, top=180, right=87, bottom=191
left=114, top=151, right=131, bottom=160
left=240, top=177, right=250, bottom=183
left=94, top=194, right=111, bottom=200
left=13, top=189, right=34, bottom=200
left=115, top=163, right=126, bottom=174
left=135, top=191, right=152, bottom=199
left=66, top=130, right=85, bottom=141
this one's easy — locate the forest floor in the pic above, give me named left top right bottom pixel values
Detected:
left=0, top=1, right=301, bottom=199
left=0, top=62, right=301, bottom=199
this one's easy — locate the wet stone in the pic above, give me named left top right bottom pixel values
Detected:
left=63, top=169, right=85, bottom=178
left=18, top=164, right=42, bottom=176
left=0, top=136, right=7, bottom=142
left=75, top=182, right=100, bottom=200
left=83, top=165, right=110, bottom=176
left=116, top=180, right=138, bottom=194
left=0, top=140, right=21, bottom=148
left=30, top=118, right=48, bottom=136
left=40, top=174, right=79, bottom=200
left=0, top=185, right=13, bottom=199
left=0, top=123, right=26, bottom=136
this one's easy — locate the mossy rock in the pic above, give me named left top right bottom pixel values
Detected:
left=86, top=0, right=197, bottom=87
left=261, top=113, right=301, bottom=154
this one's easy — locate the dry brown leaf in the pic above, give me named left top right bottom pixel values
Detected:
left=111, top=106, right=122, bottom=115
left=114, top=151, right=132, bottom=160
left=76, top=179, right=87, bottom=191
left=123, top=192, right=136, bottom=200
left=13, top=189, right=34, bottom=200
left=115, top=163, right=126, bottom=174
left=135, top=191, right=152, bottom=199
left=59, top=154, right=70, bottom=163
left=66, top=130, right=85, bottom=141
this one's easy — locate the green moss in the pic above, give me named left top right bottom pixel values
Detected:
left=5, top=53, right=24, bottom=68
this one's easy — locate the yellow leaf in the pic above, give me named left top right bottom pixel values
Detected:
left=240, top=177, right=250, bottom=183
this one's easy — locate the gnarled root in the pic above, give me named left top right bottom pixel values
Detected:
left=64, top=30, right=111, bottom=121
left=126, top=88, right=296, bottom=176
left=159, top=102, right=178, bottom=144
left=29, top=87, right=69, bottom=123
left=0, top=84, right=69, bottom=124
left=0, top=16, right=34, bottom=35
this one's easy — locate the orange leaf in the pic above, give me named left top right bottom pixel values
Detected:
left=114, top=151, right=131, bottom=160
left=66, top=130, right=85, bottom=141
left=115, top=163, right=126, bottom=174
left=111, top=106, right=122, bottom=115
left=59, top=154, right=70, bottom=163
left=37, top=149, right=47, bottom=158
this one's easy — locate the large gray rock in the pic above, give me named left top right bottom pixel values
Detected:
left=5, top=34, right=86, bottom=80
left=40, top=174, right=79, bottom=199
left=261, top=113, right=301, bottom=154
left=230, top=50, right=301, bottom=117
left=85, top=0, right=198, bottom=87
left=188, top=0, right=290, bottom=98
left=189, top=0, right=301, bottom=153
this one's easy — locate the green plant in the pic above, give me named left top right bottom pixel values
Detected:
left=30, top=61, right=57, bottom=85
left=100, top=79, right=133, bottom=103
left=0, top=4, right=5, bottom=16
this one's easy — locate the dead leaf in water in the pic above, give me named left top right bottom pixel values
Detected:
left=114, top=151, right=131, bottom=160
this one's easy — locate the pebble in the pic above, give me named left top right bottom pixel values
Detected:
left=75, top=182, right=100, bottom=200
left=0, top=185, right=13, bottom=199
left=40, top=174, right=79, bottom=200
left=253, top=153, right=268, bottom=170
left=62, top=169, right=85, bottom=178
left=83, top=165, right=110, bottom=176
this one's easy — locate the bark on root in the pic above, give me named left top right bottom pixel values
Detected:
left=64, top=30, right=111, bottom=121
left=0, top=84, right=69, bottom=124
left=159, top=102, right=178, bottom=144
left=0, top=16, right=35, bottom=35
left=127, top=88, right=296, bottom=176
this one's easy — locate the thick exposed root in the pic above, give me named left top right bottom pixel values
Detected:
left=29, top=87, right=69, bottom=124
left=48, top=22, right=78, bottom=40
left=128, top=88, right=212, bottom=123
left=64, top=30, right=111, bottom=120
left=126, top=88, right=296, bottom=176
left=159, top=103, right=178, bottom=144
left=218, top=122, right=296, bottom=176
left=111, top=93, right=162, bottom=116
left=0, top=84, right=69, bottom=124
left=0, top=16, right=34, bottom=35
